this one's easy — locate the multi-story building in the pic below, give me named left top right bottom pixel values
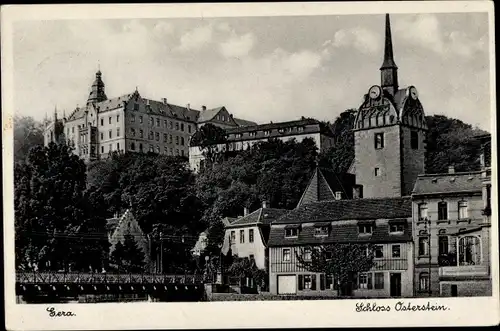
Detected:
left=411, top=165, right=491, bottom=297
left=352, top=14, right=427, bottom=199
left=189, top=118, right=336, bottom=172
left=43, top=70, right=255, bottom=162
left=267, top=196, right=413, bottom=297
left=221, top=202, right=288, bottom=270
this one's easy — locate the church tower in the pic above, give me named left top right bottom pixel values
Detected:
left=86, top=69, right=108, bottom=106
left=352, top=14, right=428, bottom=198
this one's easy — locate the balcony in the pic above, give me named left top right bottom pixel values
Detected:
left=439, top=265, right=489, bottom=278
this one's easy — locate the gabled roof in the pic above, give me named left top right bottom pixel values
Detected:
left=234, top=118, right=258, bottom=127
left=412, top=172, right=482, bottom=196
left=296, top=168, right=356, bottom=208
left=275, top=197, right=412, bottom=225
left=197, top=107, right=224, bottom=123
left=227, top=207, right=288, bottom=228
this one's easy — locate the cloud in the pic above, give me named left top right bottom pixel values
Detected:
left=325, top=27, right=381, bottom=54
left=394, top=14, right=486, bottom=58
left=176, top=24, right=214, bottom=52
left=219, top=32, right=256, bottom=58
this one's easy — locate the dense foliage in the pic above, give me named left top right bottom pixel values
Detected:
left=14, top=142, right=109, bottom=271
left=14, top=116, right=44, bottom=164
left=110, top=233, right=146, bottom=273
left=296, top=244, right=375, bottom=295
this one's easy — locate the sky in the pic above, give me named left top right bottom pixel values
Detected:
left=12, top=12, right=492, bottom=130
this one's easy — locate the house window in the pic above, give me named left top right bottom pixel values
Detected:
left=285, top=228, right=299, bottom=238
left=117, top=115, right=120, bottom=123
left=149, top=145, right=153, bottom=152
left=458, top=201, right=468, bottom=219
left=358, top=224, right=373, bottom=235
left=164, top=120, right=168, bottom=127
left=458, top=236, right=481, bottom=266
left=155, top=132, right=160, bottom=141
left=139, top=116, right=143, bottom=124
left=175, top=122, right=179, bottom=130
left=149, top=117, right=154, bottom=126
left=374, top=132, right=384, bottom=149
left=303, top=275, right=312, bottom=289
left=418, top=203, right=428, bottom=220
left=163, top=133, right=168, bottom=142
left=249, top=229, right=254, bottom=243
left=411, top=131, right=418, bottom=149
left=358, top=273, right=372, bottom=289
left=392, top=245, right=401, bottom=258
left=131, top=128, right=136, bottom=137
left=100, top=132, right=104, bottom=140
left=438, top=235, right=449, bottom=256
left=117, top=143, right=120, bottom=151
left=264, top=130, right=271, bottom=136
left=374, top=245, right=384, bottom=258
left=109, top=117, right=111, bottom=124
left=181, top=123, right=184, bottom=131
left=101, top=119, right=104, bottom=126
left=419, top=272, right=429, bottom=291
left=139, top=130, right=144, bottom=138
left=240, top=230, right=245, bottom=243
left=131, top=115, right=135, bottom=123
left=374, top=167, right=381, bottom=177
left=249, top=254, right=255, bottom=262
left=139, top=143, right=143, bottom=152
left=188, top=125, right=191, bottom=133
left=282, top=249, right=291, bottom=262
left=176, top=136, right=179, bottom=145
left=117, top=128, right=120, bottom=137
left=438, top=201, right=448, bottom=220
left=156, top=118, right=160, bottom=127
left=303, top=247, right=312, bottom=261
left=230, top=231, right=236, bottom=243
left=108, top=130, right=112, bottom=139
left=130, top=142, right=135, bottom=151
left=419, top=237, right=429, bottom=256
left=389, top=223, right=404, bottom=233
left=134, top=104, right=139, bottom=111
left=156, top=145, right=160, bottom=153
left=109, top=144, right=112, bottom=152
left=314, top=226, right=329, bottom=237
left=181, top=137, right=185, bottom=146
left=374, top=273, right=384, bottom=289
left=181, top=150, right=184, bottom=157
left=101, top=146, right=104, bottom=153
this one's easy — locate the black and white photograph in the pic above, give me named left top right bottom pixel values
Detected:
left=2, top=2, right=498, bottom=329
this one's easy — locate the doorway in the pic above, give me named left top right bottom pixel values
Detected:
left=390, top=273, right=402, bottom=297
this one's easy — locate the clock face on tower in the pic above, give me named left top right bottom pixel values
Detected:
left=369, top=85, right=382, bottom=100
left=409, top=86, right=419, bottom=100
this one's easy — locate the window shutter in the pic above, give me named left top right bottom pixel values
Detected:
left=320, top=274, right=325, bottom=290
left=298, top=275, right=303, bottom=290
left=367, top=273, right=373, bottom=289
left=311, top=275, right=317, bottom=290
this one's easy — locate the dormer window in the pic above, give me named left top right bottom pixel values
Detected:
left=358, top=222, right=373, bottom=235
left=314, top=225, right=330, bottom=237
left=285, top=226, right=299, bottom=238
left=235, top=133, right=243, bottom=139
left=389, top=223, right=405, bottom=234
left=297, top=126, right=305, bottom=132
left=264, top=130, right=271, bottom=136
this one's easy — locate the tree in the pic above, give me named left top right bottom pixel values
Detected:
left=110, top=234, right=146, bottom=273
left=14, top=142, right=108, bottom=271
left=318, top=109, right=356, bottom=173
left=296, top=243, right=375, bottom=296
left=14, top=116, right=44, bottom=164
left=189, top=123, right=228, bottom=168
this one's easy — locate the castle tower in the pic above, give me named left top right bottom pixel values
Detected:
left=86, top=69, right=108, bottom=106
left=352, top=14, right=428, bottom=198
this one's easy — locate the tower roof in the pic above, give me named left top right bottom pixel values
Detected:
left=87, top=70, right=108, bottom=105
left=380, top=13, right=398, bottom=70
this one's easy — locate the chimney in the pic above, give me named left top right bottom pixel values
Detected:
left=448, top=165, right=455, bottom=174
left=202, top=105, right=207, bottom=111
left=243, top=207, right=249, bottom=216
left=162, top=98, right=167, bottom=105
left=262, top=201, right=268, bottom=209
left=186, top=103, right=191, bottom=110
left=335, top=191, right=342, bottom=200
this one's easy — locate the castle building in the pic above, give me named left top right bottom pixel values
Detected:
left=43, top=70, right=256, bottom=162
left=189, top=118, right=336, bottom=172
left=352, top=14, right=428, bottom=199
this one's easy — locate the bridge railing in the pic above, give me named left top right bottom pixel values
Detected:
left=16, top=272, right=205, bottom=284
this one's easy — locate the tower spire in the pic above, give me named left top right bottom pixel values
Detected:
left=380, top=13, right=399, bottom=95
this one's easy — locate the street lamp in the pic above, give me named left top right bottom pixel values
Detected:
left=423, top=217, right=432, bottom=296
